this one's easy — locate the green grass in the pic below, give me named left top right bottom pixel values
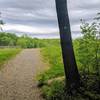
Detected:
left=38, top=45, right=65, bottom=85
left=38, top=39, right=100, bottom=100
left=0, top=48, right=21, bottom=69
left=38, top=40, right=80, bottom=85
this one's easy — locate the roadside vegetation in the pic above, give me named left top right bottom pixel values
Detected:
left=38, top=14, right=100, bottom=100
left=0, top=48, right=21, bottom=69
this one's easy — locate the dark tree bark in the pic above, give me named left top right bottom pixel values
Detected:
left=55, top=0, right=80, bottom=89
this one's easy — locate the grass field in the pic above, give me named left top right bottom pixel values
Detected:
left=0, top=48, right=21, bottom=69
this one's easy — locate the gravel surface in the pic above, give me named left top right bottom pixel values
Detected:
left=0, top=49, right=46, bottom=100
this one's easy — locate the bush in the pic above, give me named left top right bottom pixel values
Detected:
left=42, top=81, right=65, bottom=100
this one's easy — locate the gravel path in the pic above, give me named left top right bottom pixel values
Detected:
left=0, top=49, right=46, bottom=100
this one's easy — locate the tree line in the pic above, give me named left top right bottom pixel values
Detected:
left=0, top=33, right=46, bottom=48
left=0, top=32, right=60, bottom=48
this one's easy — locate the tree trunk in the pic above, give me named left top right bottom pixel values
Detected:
left=55, top=0, right=80, bottom=89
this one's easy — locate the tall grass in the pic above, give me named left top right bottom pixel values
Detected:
left=38, top=40, right=65, bottom=87
left=40, top=46, right=64, bottom=81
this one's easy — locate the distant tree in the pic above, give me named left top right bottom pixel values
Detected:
left=55, top=0, right=80, bottom=91
left=0, top=33, right=18, bottom=46
left=16, top=35, right=34, bottom=48
left=17, top=37, right=28, bottom=48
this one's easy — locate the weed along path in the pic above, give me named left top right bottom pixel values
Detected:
left=0, top=49, right=46, bottom=100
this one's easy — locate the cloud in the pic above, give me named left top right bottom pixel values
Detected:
left=4, top=23, right=58, bottom=34
left=0, top=0, right=100, bottom=38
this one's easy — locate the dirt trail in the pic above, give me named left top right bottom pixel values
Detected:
left=0, top=49, right=46, bottom=100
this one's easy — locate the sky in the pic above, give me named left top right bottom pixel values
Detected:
left=0, top=0, right=100, bottom=39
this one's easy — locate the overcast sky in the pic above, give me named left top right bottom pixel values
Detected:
left=0, top=0, right=100, bottom=38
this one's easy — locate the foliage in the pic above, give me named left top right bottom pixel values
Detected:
left=74, top=17, right=100, bottom=75
left=38, top=45, right=65, bottom=85
left=0, top=32, right=18, bottom=46
left=0, top=48, right=21, bottom=69
left=42, top=81, right=65, bottom=100
left=0, top=32, right=60, bottom=48
left=38, top=13, right=100, bottom=100
left=42, top=77, right=100, bottom=100
left=17, top=35, right=34, bottom=48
